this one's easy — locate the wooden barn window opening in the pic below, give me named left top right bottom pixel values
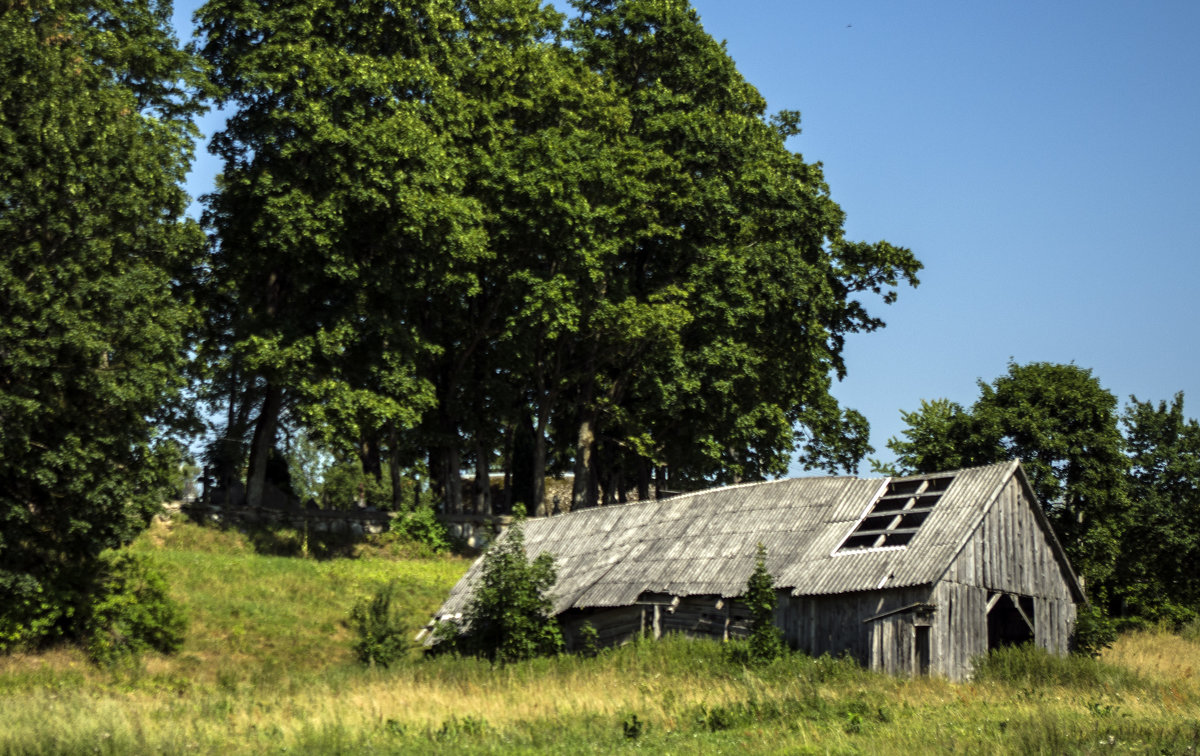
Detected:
left=837, top=475, right=954, bottom=552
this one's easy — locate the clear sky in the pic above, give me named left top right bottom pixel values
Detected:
left=171, top=1, right=1200, bottom=475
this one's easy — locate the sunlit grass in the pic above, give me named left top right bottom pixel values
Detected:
left=1, top=518, right=1199, bottom=754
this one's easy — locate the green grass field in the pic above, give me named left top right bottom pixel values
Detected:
left=1, top=517, right=1198, bottom=755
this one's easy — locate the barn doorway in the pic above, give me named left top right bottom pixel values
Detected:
left=915, top=625, right=931, bottom=676
left=987, top=592, right=1034, bottom=649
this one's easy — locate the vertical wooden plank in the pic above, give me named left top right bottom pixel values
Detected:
left=972, top=530, right=980, bottom=588
left=936, top=583, right=948, bottom=678
left=1017, top=488, right=1026, bottom=591
left=1003, top=484, right=1014, bottom=589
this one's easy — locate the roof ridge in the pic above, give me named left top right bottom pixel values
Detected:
left=533, top=474, right=878, bottom=522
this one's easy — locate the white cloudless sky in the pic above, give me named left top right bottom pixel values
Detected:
left=172, top=1, right=1200, bottom=475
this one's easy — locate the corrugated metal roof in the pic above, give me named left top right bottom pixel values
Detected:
left=433, top=461, right=1034, bottom=619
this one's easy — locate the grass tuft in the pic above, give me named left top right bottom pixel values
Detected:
left=972, top=643, right=1148, bottom=691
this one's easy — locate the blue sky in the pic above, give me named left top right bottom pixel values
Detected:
left=171, top=1, right=1200, bottom=475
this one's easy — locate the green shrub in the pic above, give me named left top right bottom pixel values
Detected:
left=390, top=506, right=451, bottom=555
left=0, top=572, right=71, bottom=652
left=743, top=543, right=784, bottom=664
left=84, top=550, right=187, bottom=665
left=450, top=517, right=563, bottom=662
left=578, top=621, right=600, bottom=657
left=349, top=580, right=410, bottom=667
left=621, top=713, right=645, bottom=740
left=1071, top=602, right=1117, bottom=657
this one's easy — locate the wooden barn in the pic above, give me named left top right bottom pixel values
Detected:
left=428, top=460, right=1085, bottom=680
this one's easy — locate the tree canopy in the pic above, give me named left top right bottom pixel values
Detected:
left=195, top=0, right=920, bottom=515
left=882, top=362, right=1130, bottom=606
left=0, top=0, right=205, bottom=648
left=1114, top=394, right=1200, bottom=622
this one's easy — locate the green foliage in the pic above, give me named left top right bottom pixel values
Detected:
left=382, top=506, right=452, bottom=557
left=622, top=713, right=645, bottom=739
left=578, top=621, right=601, bottom=657
left=562, top=0, right=921, bottom=488
left=0, top=0, right=204, bottom=648
left=281, top=430, right=335, bottom=504
left=1113, top=393, right=1200, bottom=622
left=885, top=362, right=1128, bottom=594
left=84, top=551, right=187, bottom=665
left=349, top=581, right=410, bottom=668
left=1182, top=617, right=1200, bottom=643
left=321, top=460, right=392, bottom=510
left=1071, top=601, right=1118, bottom=657
left=0, top=574, right=73, bottom=652
left=874, top=398, right=978, bottom=475
left=743, top=543, right=784, bottom=664
left=197, top=0, right=920, bottom=518
left=452, top=520, right=563, bottom=663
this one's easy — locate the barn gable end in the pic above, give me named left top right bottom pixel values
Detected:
left=928, top=468, right=1082, bottom=679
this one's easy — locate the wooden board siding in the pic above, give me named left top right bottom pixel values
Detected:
left=1034, top=596, right=1077, bottom=655
left=930, top=476, right=1079, bottom=678
left=868, top=610, right=932, bottom=677
left=780, top=587, right=930, bottom=663
left=559, top=594, right=755, bottom=651
left=942, top=476, right=1075, bottom=600
left=931, top=581, right=988, bottom=680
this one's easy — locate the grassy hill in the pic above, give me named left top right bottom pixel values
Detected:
left=1, top=518, right=1198, bottom=754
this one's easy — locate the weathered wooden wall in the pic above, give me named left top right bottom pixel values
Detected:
left=931, top=475, right=1078, bottom=679
left=559, top=593, right=755, bottom=651
left=779, top=587, right=930, bottom=664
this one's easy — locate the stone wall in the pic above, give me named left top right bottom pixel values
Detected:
left=180, top=501, right=391, bottom=537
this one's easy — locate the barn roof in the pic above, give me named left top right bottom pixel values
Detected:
left=432, top=460, right=1083, bottom=620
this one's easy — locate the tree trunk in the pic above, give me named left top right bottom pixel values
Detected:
left=445, top=443, right=462, bottom=515
left=472, top=442, right=490, bottom=515
left=501, top=425, right=513, bottom=516
left=360, top=434, right=382, bottom=482
left=637, top=459, right=651, bottom=502
left=388, top=423, right=404, bottom=511
left=572, top=414, right=597, bottom=510
left=427, top=447, right=445, bottom=513
left=532, top=409, right=549, bottom=516
left=246, top=383, right=283, bottom=508
left=510, top=413, right=535, bottom=515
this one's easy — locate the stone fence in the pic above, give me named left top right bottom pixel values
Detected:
left=179, top=501, right=392, bottom=537
left=175, top=502, right=513, bottom=548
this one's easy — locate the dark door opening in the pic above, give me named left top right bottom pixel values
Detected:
left=987, top=592, right=1034, bottom=649
left=915, top=625, right=931, bottom=676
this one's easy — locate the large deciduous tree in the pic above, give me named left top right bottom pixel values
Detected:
left=564, top=0, right=920, bottom=501
left=0, top=0, right=204, bottom=647
left=1113, top=394, right=1200, bottom=622
left=197, top=0, right=481, bottom=506
left=882, top=362, right=1128, bottom=595
left=200, top=0, right=920, bottom=514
